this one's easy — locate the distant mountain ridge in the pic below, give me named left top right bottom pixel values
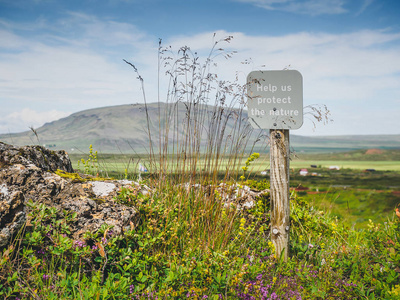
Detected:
left=1, top=103, right=399, bottom=154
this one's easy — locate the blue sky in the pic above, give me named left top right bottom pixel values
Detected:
left=0, top=0, right=399, bottom=136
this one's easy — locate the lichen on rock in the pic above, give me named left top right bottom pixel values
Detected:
left=0, top=142, right=143, bottom=248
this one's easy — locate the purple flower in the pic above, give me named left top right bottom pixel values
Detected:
left=43, top=274, right=50, bottom=280
left=37, top=249, right=46, bottom=255
left=203, top=296, right=208, bottom=299
left=73, top=240, right=86, bottom=248
left=270, top=292, right=278, bottom=300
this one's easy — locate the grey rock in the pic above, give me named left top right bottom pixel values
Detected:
left=0, top=142, right=143, bottom=248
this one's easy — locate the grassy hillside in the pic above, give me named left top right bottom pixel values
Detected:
left=1, top=103, right=399, bottom=154
left=290, top=135, right=400, bottom=152
left=0, top=104, right=153, bottom=153
left=0, top=103, right=268, bottom=154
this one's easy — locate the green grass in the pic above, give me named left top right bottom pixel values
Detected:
left=69, top=149, right=400, bottom=179
left=288, top=167, right=400, bottom=229
left=290, top=160, right=400, bottom=171
left=301, top=188, right=399, bottom=228
left=2, top=183, right=400, bottom=299
left=68, top=150, right=400, bottom=233
left=73, top=158, right=400, bottom=173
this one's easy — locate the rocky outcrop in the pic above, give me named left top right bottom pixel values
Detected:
left=0, top=142, right=143, bottom=248
left=0, top=142, right=73, bottom=173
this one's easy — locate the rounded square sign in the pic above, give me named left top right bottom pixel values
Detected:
left=247, top=70, right=303, bottom=130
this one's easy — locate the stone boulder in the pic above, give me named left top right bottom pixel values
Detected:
left=0, top=142, right=144, bottom=248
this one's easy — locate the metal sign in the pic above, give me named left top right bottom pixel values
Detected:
left=247, top=70, right=303, bottom=129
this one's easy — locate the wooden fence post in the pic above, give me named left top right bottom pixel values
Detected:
left=270, top=129, right=290, bottom=261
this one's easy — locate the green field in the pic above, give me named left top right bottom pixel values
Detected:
left=69, top=150, right=400, bottom=231
left=289, top=160, right=400, bottom=171
left=287, top=167, right=400, bottom=228
left=69, top=149, right=400, bottom=175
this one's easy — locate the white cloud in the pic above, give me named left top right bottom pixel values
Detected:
left=0, top=13, right=157, bottom=113
left=1, top=13, right=400, bottom=135
left=236, top=0, right=347, bottom=15
left=165, top=29, right=400, bottom=134
left=56, top=12, right=148, bottom=47
left=356, top=0, right=374, bottom=16
left=143, top=28, right=400, bottom=93
left=0, top=109, right=70, bottom=133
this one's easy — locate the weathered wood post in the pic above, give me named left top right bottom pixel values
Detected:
left=269, top=129, right=290, bottom=260
left=247, top=70, right=303, bottom=262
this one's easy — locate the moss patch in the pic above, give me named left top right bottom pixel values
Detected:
left=55, top=169, right=114, bottom=182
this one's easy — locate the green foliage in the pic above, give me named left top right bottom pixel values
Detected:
left=77, top=144, right=99, bottom=176
left=240, top=153, right=260, bottom=181
left=243, top=179, right=270, bottom=191
left=2, top=180, right=400, bottom=299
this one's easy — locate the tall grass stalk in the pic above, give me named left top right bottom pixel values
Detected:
left=124, top=36, right=268, bottom=253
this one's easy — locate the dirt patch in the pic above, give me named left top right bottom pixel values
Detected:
left=365, top=149, right=384, bottom=155
left=294, top=185, right=309, bottom=191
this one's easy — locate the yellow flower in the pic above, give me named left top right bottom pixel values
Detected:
left=268, top=241, right=276, bottom=253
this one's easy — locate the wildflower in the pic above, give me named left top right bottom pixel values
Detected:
left=268, top=241, right=275, bottom=253
left=37, top=249, right=46, bottom=255
left=43, top=274, right=50, bottom=280
left=73, top=240, right=85, bottom=248
left=270, top=292, right=278, bottom=299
